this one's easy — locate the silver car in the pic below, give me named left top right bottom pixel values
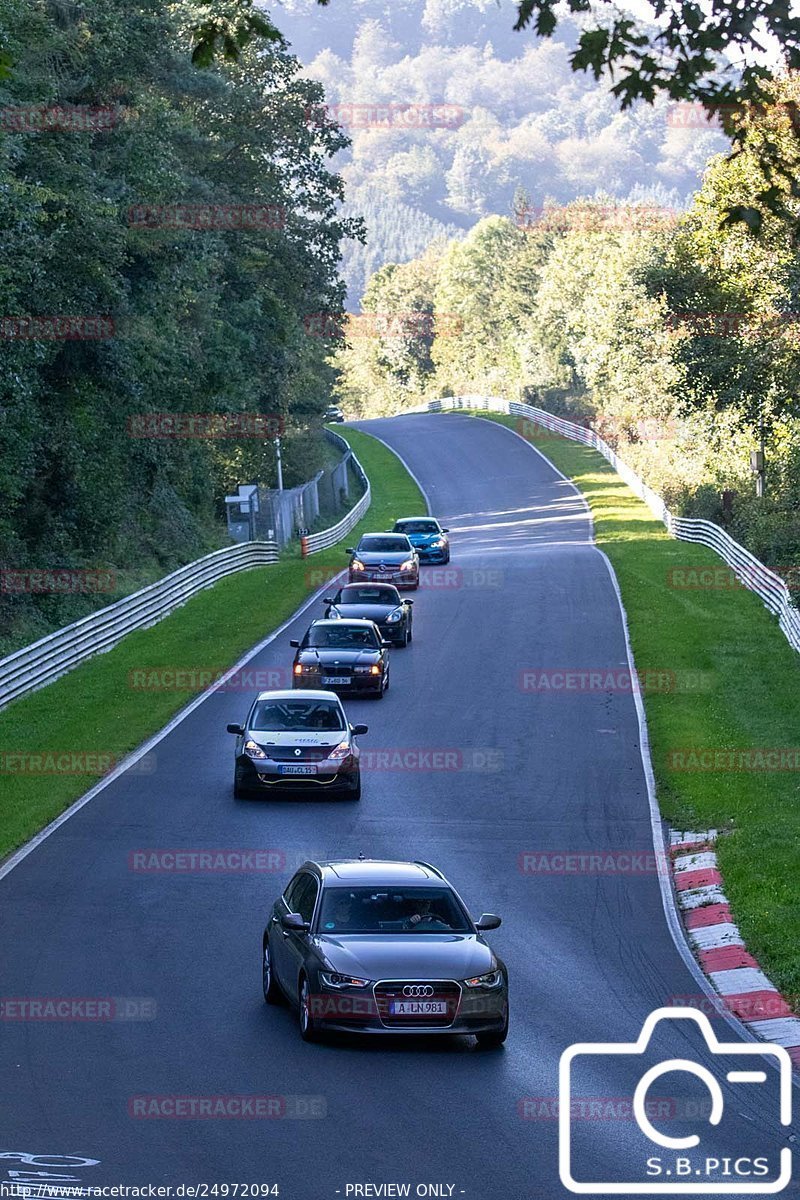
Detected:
left=227, top=689, right=367, bottom=800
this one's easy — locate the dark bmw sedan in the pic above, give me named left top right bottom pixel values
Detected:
left=262, top=859, right=508, bottom=1045
left=291, top=618, right=391, bottom=698
left=346, top=533, right=419, bottom=590
left=324, top=583, right=413, bottom=647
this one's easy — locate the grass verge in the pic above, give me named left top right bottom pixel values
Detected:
left=472, top=411, right=800, bottom=998
left=0, top=427, right=424, bottom=861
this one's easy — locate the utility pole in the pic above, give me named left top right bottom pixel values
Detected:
left=751, top=407, right=766, bottom=499
left=275, top=435, right=284, bottom=492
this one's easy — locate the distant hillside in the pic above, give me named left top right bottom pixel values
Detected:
left=270, top=0, right=729, bottom=305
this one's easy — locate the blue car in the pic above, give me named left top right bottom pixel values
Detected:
left=391, top=517, right=450, bottom=564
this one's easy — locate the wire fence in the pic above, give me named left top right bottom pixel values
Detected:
left=0, top=430, right=372, bottom=711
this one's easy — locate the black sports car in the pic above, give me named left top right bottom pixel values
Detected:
left=226, top=690, right=367, bottom=800
left=346, top=533, right=419, bottom=590
left=324, top=583, right=413, bottom=647
left=262, top=859, right=508, bottom=1045
left=291, top=618, right=391, bottom=698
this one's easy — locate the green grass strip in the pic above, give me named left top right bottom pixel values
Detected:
left=471, top=411, right=800, bottom=997
left=0, top=428, right=424, bottom=861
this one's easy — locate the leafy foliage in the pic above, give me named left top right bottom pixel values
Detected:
left=0, top=0, right=357, bottom=644
left=338, top=80, right=800, bottom=572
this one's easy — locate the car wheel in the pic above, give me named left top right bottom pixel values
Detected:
left=234, top=767, right=252, bottom=800
left=407, top=624, right=413, bottom=644
left=262, top=939, right=283, bottom=1005
left=345, top=775, right=361, bottom=801
left=298, top=976, right=318, bottom=1042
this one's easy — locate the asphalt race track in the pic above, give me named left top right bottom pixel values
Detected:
left=0, top=414, right=795, bottom=1200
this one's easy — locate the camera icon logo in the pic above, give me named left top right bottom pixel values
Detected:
left=559, top=1007, right=793, bottom=1194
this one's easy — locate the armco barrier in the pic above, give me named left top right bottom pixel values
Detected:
left=0, top=543, right=279, bottom=712
left=402, top=395, right=800, bottom=655
left=302, top=428, right=371, bottom=554
left=0, top=429, right=372, bottom=711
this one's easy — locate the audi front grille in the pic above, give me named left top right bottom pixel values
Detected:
left=372, top=980, right=461, bottom=1028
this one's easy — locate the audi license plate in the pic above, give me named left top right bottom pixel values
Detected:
left=322, top=676, right=349, bottom=685
left=389, top=1000, right=448, bottom=1015
left=278, top=764, right=317, bottom=775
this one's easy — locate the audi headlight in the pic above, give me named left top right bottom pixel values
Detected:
left=386, top=608, right=403, bottom=623
left=327, top=741, right=352, bottom=761
left=244, top=739, right=267, bottom=760
left=400, top=559, right=415, bottom=571
left=463, top=970, right=503, bottom=989
left=351, top=559, right=365, bottom=571
left=319, top=972, right=371, bottom=989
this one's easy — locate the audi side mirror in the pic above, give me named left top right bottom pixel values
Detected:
left=226, top=723, right=244, bottom=735
left=281, top=913, right=310, bottom=933
left=351, top=724, right=369, bottom=736
left=475, top=913, right=502, bottom=931
left=289, top=639, right=300, bottom=648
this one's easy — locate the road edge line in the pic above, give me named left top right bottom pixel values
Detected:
left=0, top=570, right=346, bottom=884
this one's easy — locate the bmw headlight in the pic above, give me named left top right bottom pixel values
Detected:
left=463, top=969, right=503, bottom=989
left=319, top=972, right=371, bottom=989
left=244, top=739, right=267, bottom=760
left=386, top=608, right=403, bottom=623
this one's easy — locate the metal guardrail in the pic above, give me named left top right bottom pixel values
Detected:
left=0, top=429, right=374, bottom=712
left=405, top=394, right=800, bottom=655
left=0, top=542, right=280, bottom=712
left=302, top=429, right=371, bottom=554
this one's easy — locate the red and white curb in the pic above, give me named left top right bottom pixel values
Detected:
left=670, top=829, right=800, bottom=1069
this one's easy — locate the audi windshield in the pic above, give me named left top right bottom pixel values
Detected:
left=317, top=887, right=473, bottom=933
